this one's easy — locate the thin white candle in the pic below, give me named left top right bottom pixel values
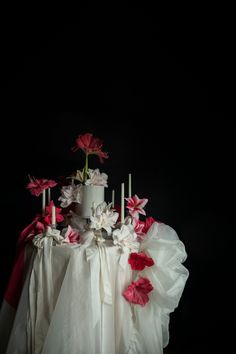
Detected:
left=42, top=189, right=46, bottom=215
left=128, top=173, right=132, bottom=198
left=112, top=189, right=115, bottom=208
left=47, top=187, right=51, bottom=205
left=121, top=183, right=124, bottom=224
left=52, top=205, right=56, bottom=226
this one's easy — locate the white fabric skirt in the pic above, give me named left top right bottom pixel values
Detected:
left=1, top=222, right=189, bottom=354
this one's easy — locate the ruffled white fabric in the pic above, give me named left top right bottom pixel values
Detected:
left=3, top=222, right=188, bottom=354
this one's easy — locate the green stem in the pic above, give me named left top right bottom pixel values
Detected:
left=84, top=153, right=89, bottom=183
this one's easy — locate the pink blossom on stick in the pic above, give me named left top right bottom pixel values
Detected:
left=125, top=194, right=148, bottom=219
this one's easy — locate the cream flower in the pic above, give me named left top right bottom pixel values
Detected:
left=112, top=224, right=139, bottom=252
left=85, top=169, right=108, bottom=187
left=90, top=202, right=118, bottom=235
left=59, top=184, right=82, bottom=208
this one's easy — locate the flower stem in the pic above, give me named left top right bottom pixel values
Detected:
left=84, top=153, right=89, bottom=183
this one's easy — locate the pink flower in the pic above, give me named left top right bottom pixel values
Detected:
left=128, top=252, right=154, bottom=270
left=26, top=177, right=57, bottom=196
left=123, top=277, right=153, bottom=306
left=133, top=218, right=145, bottom=236
left=125, top=195, right=148, bottom=219
left=64, top=225, right=80, bottom=244
left=133, top=216, right=159, bottom=241
left=72, top=133, right=109, bottom=163
left=43, top=201, right=64, bottom=225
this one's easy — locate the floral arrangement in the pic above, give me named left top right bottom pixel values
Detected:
left=71, top=133, right=108, bottom=184
left=23, top=132, right=160, bottom=308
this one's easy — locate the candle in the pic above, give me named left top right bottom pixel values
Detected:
left=128, top=173, right=132, bottom=198
left=47, top=187, right=51, bottom=205
left=52, top=205, right=56, bottom=226
left=112, top=189, right=115, bottom=208
left=121, top=183, right=124, bottom=224
left=42, top=189, right=46, bottom=215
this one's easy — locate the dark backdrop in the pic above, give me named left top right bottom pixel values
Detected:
left=0, top=7, right=233, bottom=354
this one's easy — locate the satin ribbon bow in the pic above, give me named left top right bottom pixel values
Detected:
left=33, top=226, right=64, bottom=249
left=85, top=231, right=112, bottom=328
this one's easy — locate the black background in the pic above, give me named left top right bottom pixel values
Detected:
left=0, top=6, right=233, bottom=354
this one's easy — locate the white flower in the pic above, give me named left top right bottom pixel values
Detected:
left=112, top=224, right=138, bottom=252
left=90, top=202, right=118, bottom=235
left=85, top=169, right=108, bottom=187
left=59, top=184, right=82, bottom=207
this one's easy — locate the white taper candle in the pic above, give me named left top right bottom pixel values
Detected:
left=42, top=189, right=46, bottom=215
left=47, top=187, right=51, bottom=205
left=128, top=173, right=132, bottom=198
left=52, top=205, right=56, bottom=226
left=112, top=189, right=115, bottom=208
left=121, top=183, right=124, bottom=224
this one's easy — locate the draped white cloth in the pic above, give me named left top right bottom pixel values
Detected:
left=1, top=222, right=188, bottom=354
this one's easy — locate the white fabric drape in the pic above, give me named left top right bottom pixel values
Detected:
left=2, top=222, right=188, bottom=354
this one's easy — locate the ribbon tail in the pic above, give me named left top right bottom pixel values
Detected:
left=87, top=247, right=101, bottom=328
left=119, top=248, right=130, bottom=270
left=99, top=245, right=112, bottom=305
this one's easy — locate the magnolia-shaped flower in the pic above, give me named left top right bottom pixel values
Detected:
left=90, top=202, right=119, bottom=235
left=125, top=194, right=148, bottom=219
left=59, top=184, right=82, bottom=208
left=112, top=224, right=138, bottom=252
left=123, top=277, right=153, bottom=306
left=26, top=177, right=57, bottom=196
left=85, top=169, right=108, bottom=187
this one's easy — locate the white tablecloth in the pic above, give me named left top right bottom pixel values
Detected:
left=0, top=222, right=189, bottom=354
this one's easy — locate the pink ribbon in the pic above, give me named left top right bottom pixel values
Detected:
left=4, top=217, right=45, bottom=309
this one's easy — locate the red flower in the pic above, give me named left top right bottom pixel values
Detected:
left=123, top=277, right=153, bottom=306
left=128, top=252, right=154, bottom=270
left=43, top=201, right=64, bottom=225
left=133, top=216, right=159, bottom=241
left=26, top=178, right=57, bottom=196
left=72, top=133, right=109, bottom=163
left=142, top=217, right=157, bottom=234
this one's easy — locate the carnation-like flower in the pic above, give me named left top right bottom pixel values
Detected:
left=71, top=133, right=108, bottom=183
left=123, top=277, right=153, bottom=306
left=59, top=184, right=82, bottom=208
left=85, top=169, right=108, bottom=187
left=90, top=202, right=119, bottom=235
left=128, top=252, right=154, bottom=270
left=125, top=195, right=148, bottom=219
left=26, top=177, right=57, bottom=196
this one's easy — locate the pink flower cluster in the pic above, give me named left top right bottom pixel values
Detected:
left=123, top=195, right=161, bottom=306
